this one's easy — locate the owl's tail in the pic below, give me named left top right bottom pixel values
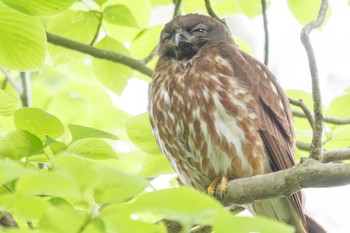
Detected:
left=306, top=215, right=326, bottom=233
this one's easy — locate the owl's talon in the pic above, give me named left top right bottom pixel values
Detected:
left=207, top=176, right=221, bottom=195
left=218, top=175, right=228, bottom=201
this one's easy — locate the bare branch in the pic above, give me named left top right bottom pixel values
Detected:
left=46, top=32, right=153, bottom=78
left=0, top=212, right=18, bottom=228
left=300, top=0, right=329, bottom=160
left=323, top=149, right=350, bottom=163
left=172, top=0, right=182, bottom=18
left=289, top=97, right=314, bottom=127
left=19, top=72, right=31, bottom=107
left=204, top=0, right=227, bottom=27
left=292, top=109, right=350, bottom=125
left=261, top=0, right=269, bottom=66
left=219, top=159, right=350, bottom=205
left=141, top=46, right=158, bottom=64
left=0, top=67, right=21, bottom=93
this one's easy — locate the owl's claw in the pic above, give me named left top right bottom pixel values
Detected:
left=219, top=175, right=228, bottom=200
left=207, top=176, right=221, bottom=195
left=207, top=175, right=228, bottom=201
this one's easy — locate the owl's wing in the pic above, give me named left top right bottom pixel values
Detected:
left=218, top=42, right=307, bottom=231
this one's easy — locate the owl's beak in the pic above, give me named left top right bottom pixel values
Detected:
left=174, top=30, right=191, bottom=47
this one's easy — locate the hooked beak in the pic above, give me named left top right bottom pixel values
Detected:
left=173, top=30, right=191, bottom=47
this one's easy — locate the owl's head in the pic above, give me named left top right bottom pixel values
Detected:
left=158, top=14, right=232, bottom=61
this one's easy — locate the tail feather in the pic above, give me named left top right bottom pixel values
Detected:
left=306, top=215, right=326, bottom=233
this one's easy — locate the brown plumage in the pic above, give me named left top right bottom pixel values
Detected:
left=149, top=14, right=325, bottom=233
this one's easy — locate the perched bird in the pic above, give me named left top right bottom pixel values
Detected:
left=149, top=14, right=325, bottom=233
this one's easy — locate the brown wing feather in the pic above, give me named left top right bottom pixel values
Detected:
left=217, top=42, right=307, bottom=231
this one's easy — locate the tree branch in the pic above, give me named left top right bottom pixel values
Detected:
left=289, top=97, right=314, bottom=127
left=300, top=0, right=328, bottom=160
left=204, top=0, right=227, bottom=28
left=46, top=32, right=153, bottom=78
left=323, top=149, right=350, bottom=163
left=172, top=0, right=182, bottom=18
left=261, top=0, right=269, bottom=66
left=0, top=212, right=18, bottom=228
left=0, top=67, right=21, bottom=93
left=292, top=109, right=350, bottom=125
left=219, top=159, right=350, bottom=206
left=19, top=72, right=31, bottom=107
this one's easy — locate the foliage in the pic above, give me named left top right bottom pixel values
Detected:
left=0, top=0, right=347, bottom=232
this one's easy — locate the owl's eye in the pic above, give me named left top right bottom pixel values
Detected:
left=191, top=28, right=208, bottom=33
left=162, top=33, right=172, bottom=42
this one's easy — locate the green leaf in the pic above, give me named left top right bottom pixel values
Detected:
left=326, top=94, right=350, bottom=118
left=0, top=160, right=27, bottom=183
left=14, top=107, right=64, bottom=141
left=103, top=4, right=139, bottom=28
left=94, top=0, right=108, bottom=5
left=16, top=170, right=81, bottom=198
left=93, top=37, right=133, bottom=95
left=47, top=10, right=101, bottom=64
left=1, top=0, right=77, bottom=16
left=214, top=215, right=293, bottom=233
left=68, top=124, right=118, bottom=142
left=139, top=154, right=174, bottom=178
left=39, top=205, right=86, bottom=232
left=125, top=113, right=161, bottom=154
left=68, top=138, right=119, bottom=160
left=151, top=0, right=171, bottom=5
left=288, top=0, right=330, bottom=26
left=238, top=0, right=264, bottom=18
left=45, top=137, right=68, bottom=154
left=130, top=26, right=163, bottom=59
left=286, top=90, right=314, bottom=111
left=0, top=3, right=46, bottom=70
left=0, top=194, right=49, bottom=219
left=122, top=187, right=227, bottom=225
left=0, top=89, right=18, bottom=116
left=0, top=130, right=43, bottom=159
left=324, top=125, right=350, bottom=150
left=103, top=214, right=166, bottom=233
left=93, top=164, right=149, bottom=203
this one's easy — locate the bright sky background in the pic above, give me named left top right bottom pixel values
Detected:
left=115, top=1, right=350, bottom=232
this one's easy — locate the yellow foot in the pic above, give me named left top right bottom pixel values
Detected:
left=219, top=175, right=228, bottom=200
left=207, top=176, right=221, bottom=195
left=207, top=175, right=228, bottom=197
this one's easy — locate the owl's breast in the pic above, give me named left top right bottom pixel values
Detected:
left=150, top=54, right=269, bottom=190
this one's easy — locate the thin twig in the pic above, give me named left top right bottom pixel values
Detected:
left=141, top=46, right=158, bottom=64
left=46, top=32, right=153, bottom=77
left=142, top=0, right=182, bottom=65
left=288, top=97, right=314, bottom=127
left=261, top=0, right=269, bottom=66
left=19, top=72, right=31, bottom=107
left=300, top=0, right=329, bottom=160
left=292, top=109, right=350, bottom=125
left=172, top=0, right=182, bottom=18
left=90, top=16, right=103, bottom=46
left=0, top=67, right=22, bottom=93
left=204, top=0, right=227, bottom=28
